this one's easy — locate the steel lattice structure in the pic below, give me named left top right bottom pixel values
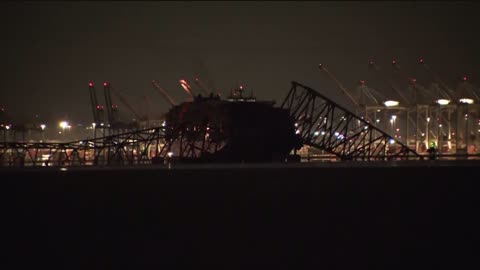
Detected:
left=0, top=123, right=229, bottom=167
left=0, top=81, right=423, bottom=167
left=163, top=123, right=228, bottom=161
left=0, top=127, right=168, bottom=167
left=281, top=81, right=422, bottom=160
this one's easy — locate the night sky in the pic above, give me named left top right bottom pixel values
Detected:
left=1, top=1, right=480, bottom=125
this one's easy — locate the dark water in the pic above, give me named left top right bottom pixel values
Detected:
left=2, top=162, right=479, bottom=268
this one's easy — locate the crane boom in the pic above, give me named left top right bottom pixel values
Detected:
left=419, top=58, right=455, bottom=99
left=355, top=80, right=381, bottom=105
left=368, top=60, right=410, bottom=105
left=393, top=60, right=449, bottom=103
left=179, top=79, right=194, bottom=99
left=318, top=64, right=360, bottom=108
left=151, top=80, right=177, bottom=107
left=109, top=85, right=143, bottom=120
left=103, top=82, right=116, bottom=125
left=88, top=82, right=100, bottom=124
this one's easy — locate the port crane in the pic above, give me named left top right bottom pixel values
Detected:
left=151, top=80, right=177, bottom=107
left=102, top=82, right=120, bottom=127
left=419, top=58, right=456, bottom=99
left=317, top=64, right=360, bottom=108
left=317, top=64, right=378, bottom=124
left=179, top=79, right=194, bottom=101
left=88, top=82, right=105, bottom=125
left=108, top=84, right=143, bottom=122
left=368, top=60, right=410, bottom=105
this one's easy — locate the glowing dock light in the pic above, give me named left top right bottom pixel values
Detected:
left=389, top=139, right=395, bottom=144
left=314, top=131, right=320, bottom=136
left=384, top=100, right=399, bottom=107
left=436, top=99, right=451, bottom=105
left=167, top=152, right=173, bottom=158
left=40, top=124, right=46, bottom=131
left=59, top=121, right=69, bottom=129
left=459, top=98, right=474, bottom=104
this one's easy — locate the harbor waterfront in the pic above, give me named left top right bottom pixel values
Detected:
left=2, top=161, right=479, bottom=268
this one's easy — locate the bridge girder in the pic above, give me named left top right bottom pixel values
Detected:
left=281, top=81, right=421, bottom=161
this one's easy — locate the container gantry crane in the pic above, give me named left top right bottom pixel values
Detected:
left=88, top=82, right=106, bottom=125
left=368, top=60, right=410, bottom=105
left=109, top=84, right=143, bottom=122
left=419, top=57, right=456, bottom=99
left=151, top=80, right=177, bottom=107
left=179, top=79, right=194, bottom=101
left=391, top=60, right=442, bottom=151
left=102, top=82, right=119, bottom=127
left=317, top=64, right=360, bottom=108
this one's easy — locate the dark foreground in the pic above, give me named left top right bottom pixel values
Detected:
left=2, top=161, right=479, bottom=268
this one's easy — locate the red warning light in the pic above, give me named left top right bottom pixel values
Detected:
left=368, top=60, right=374, bottom=65
left=359, top=80, right=366, bottom=85
left=88, top=82, right=93, bottom=87
left=392, top=59, right=397, bottom=65
left=96, top=105, right=100, bottom=109
left=103, top=82, right=108, bottom=86
left=419, top=58, right=424, bottom=64
left=463, top=76, right=468, bottom=81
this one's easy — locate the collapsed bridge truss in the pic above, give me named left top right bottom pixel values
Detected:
left=0, top=127, right=168, bottom=167
left=281, top=81, right=422, bottom=160
left=0, top=81, right=422, bottom=167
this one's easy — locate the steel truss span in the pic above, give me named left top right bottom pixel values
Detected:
left=0, top=127, right=168, bottom=167
left=281, top=81, right=422, bottom=161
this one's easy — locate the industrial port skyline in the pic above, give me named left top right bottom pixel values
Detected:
left=2, top=2, right=480, bottom=124
left=3, top=3, right=480, bottom=269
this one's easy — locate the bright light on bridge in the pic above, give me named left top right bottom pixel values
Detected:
left=59, top=121, right=69, bottom=129
left=436, top=99, right=451, bottom=105
left=459, top=98, right=474, bottom=104
left=384, top=100, right=399, bottom=107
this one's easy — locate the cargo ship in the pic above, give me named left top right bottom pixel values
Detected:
left=162, top=86, right=303, bottom=163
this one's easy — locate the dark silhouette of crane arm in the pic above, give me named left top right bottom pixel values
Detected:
left=151, top=80, right=177, bottom=107
left=109, top=86, right=143, bottom=120
left=317, top=64, right=360, bottom=108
